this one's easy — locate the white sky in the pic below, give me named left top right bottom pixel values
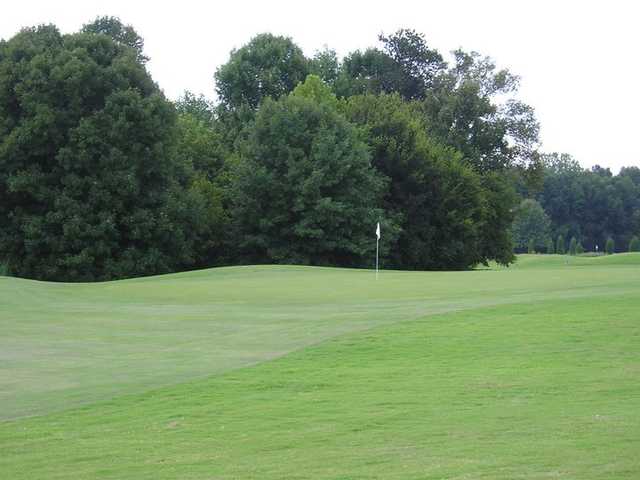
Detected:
left=2, top=0, right=639, bottom=172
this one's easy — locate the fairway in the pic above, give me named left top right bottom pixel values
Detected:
left=2, top=254, right=640, bottom=478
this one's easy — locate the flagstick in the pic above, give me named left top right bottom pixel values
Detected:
left=376, top=236, right=379, bottom=280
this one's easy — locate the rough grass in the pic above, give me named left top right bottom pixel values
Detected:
left=1, top=254, right=639, bottom=478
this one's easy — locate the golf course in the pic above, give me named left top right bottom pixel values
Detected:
left=1, top=254, right=639, bottom=478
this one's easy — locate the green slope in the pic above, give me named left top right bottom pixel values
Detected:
left=2, top=255, right=640, bottom=420
left=2, top=294, right=639, bottom=479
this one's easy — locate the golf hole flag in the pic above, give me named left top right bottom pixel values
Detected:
left=375, top=222, right=380, bottom=278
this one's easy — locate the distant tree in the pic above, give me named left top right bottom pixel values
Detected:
left=215, top=33, right=309, bottom=109
left=511, top=199, right=551, bottom=252
left=527, top=238, right=536, bottom=254
left=556, top=234, right=566, bottom=254
left=605, top=237, right=615, bottom=255
left=546, top=237, right=555, bottom=254
left=629, top=236, right=640, bottom=252
left=82, top=16, right=148, bottom=63
left=231, top=84, right=387, bottom=266
left=538, top=156, right=640, bottom=252
left=309, top=47, right=340, bottom=88
left=568, top=236, right=578, bottom=255
left=576, top=242, right=585, bottom=254
left=620, top=166, right=640, bottom=185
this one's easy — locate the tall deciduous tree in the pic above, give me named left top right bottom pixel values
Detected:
left=82, top=16, right=148, bottom=63
left=231, top=79, right=387, bottom=266
left=336, top=29, right=445, bottom=101
left=423, top=50, right=540, bottom=173
left=215, top=33, right=309, bottom=109
left=342, top=93, right=486, bottom=269
left=0, top=23, right=193, bottom=280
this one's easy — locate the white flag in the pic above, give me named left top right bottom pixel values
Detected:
left=376, top=222, right=381, bottom=240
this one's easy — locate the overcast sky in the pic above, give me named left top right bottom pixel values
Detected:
left=2, top=0, right=639, bottom=172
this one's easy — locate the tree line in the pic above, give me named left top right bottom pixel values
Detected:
left=512, top=154, right=640, bottom=254
left=0, top=18, right=636, bottom=281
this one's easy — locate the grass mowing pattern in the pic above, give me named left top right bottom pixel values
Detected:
left=2, top=294, right=639, bottom=479
left=1, top=254, right=640, bottom=477
left=2, top=255, right=640, bottom=420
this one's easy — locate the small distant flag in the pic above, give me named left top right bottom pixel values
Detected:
left=375, top=222, right=380, bottom=279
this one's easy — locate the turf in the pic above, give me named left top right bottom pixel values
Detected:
left=1, top=254, right=640, bottom=478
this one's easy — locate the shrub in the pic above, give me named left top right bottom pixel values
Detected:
left=546, top=237, right=555, bottom=254
left=605, top=237, right=615, bottom=255
left=576, top=242, right=585, bottom=254
left=568, top=236, right=577, bottom=255
left=527, top=238, right=536, bottom=254
left=556, top=234, right=565, bottom=254
left=629, top=236, right=640, bottom=252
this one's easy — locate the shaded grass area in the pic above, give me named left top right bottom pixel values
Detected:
left=2, top=294, right=639, bottom=479
left=2, top=255, right=640, bottom=419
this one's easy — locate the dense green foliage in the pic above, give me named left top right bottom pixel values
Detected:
left=556, top=234, right=566, bottom=254
left=1, top=19, right=637, bottom=279
left=569, top=236, right=578, bottom=255
left=230, top=86, right=385, bottom=266
left=342, top=93, right=488, bottom=269
left=606, top=237, right=615, bottom=255
left=528, top=155, right=640, bottom=253
left=214, top=33, right=309, bottom=109
left=0, top=22, right=206, bottom=280
left=546, top=237, right=555, bottom=254
left=630, top=236, right=640, bottom=252
left=511, top=199, right=551, bottom=252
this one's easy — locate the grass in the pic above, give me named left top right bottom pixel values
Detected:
left=1, top=254, right=640, bottom=478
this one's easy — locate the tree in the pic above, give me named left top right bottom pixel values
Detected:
left=510, top=199, right=551, bottom=252
left=342, top=93, right=487, bottom=269
left=605, top=237, right=615, bottom=255
left=0, top=24, right=194, bottom=280
left=568, top=236, right=578, bottom=255
left=336, top=29, right=446, bottom=101
left=173, top=109, right=231, bottom=265
left=175, top=91, right=215, bottom=123
left=378, top=29, right=446, bottom=98
left=422, top=50, right=539, bottom=173
left=82, top=16, right=148, bottom=63
left=538, top=156, right=640, bottom=252
left=629, top=236, right=640, bottom=252
left=556, top=235, right=566, bottom=255
left=230, top=83, right=387, bottom=266
left=576, top=242, right=585, bottom=254
left=309, top=47, right=340, bottom=88
left=215, top=33, right=309, bottom=109
left=527, top=238, right=536, bottom=254
left=292, top=74, right=338, bottom=108
left=546, top=237, right=555, bottom=254
left=476, top=172, right=518, bottom=266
